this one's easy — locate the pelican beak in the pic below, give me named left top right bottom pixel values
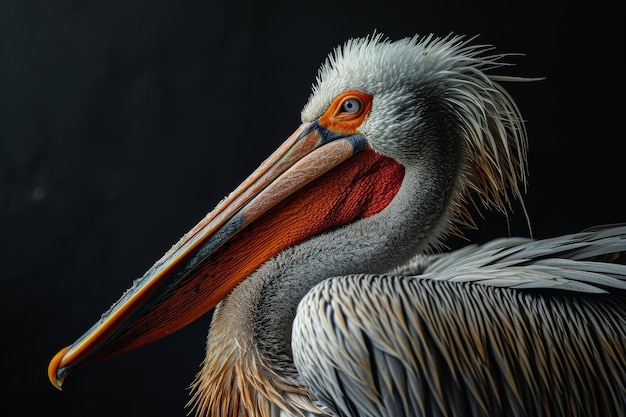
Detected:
left=48, top=114, right=405, bottom=389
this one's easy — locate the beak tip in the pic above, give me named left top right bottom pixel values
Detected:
left=48, top=346, right=71, bottom=390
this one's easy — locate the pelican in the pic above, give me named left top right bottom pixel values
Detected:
left=48, top=33, right=626, bottom=417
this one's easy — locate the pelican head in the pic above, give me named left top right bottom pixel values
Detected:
left=304, top=34, right=527, bottom=214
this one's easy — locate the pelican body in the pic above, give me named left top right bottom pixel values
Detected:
left=48, top=34, right=626, bottom=417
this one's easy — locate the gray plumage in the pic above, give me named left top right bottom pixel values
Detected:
left=293, top=226, right=626, bottom=417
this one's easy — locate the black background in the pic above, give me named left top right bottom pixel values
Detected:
left=2, top=1, right=623, bottom=416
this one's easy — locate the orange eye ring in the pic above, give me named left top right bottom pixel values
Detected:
left=319, top=90, right=373, bottom=134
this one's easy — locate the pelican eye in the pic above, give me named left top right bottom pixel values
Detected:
left=341, top=98, right=361, bottom=114
left=319, top=90, right=373, bottom=133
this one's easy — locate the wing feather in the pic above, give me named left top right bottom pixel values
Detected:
left=292, top=225, right=626, bottom=417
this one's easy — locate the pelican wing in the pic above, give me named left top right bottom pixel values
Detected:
left=398, top=224, right=626, bottom=293
left=292, top=225, right=626, bottom=417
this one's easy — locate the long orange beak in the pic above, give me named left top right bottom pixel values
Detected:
left=48, top=93, right=405, bottom=390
